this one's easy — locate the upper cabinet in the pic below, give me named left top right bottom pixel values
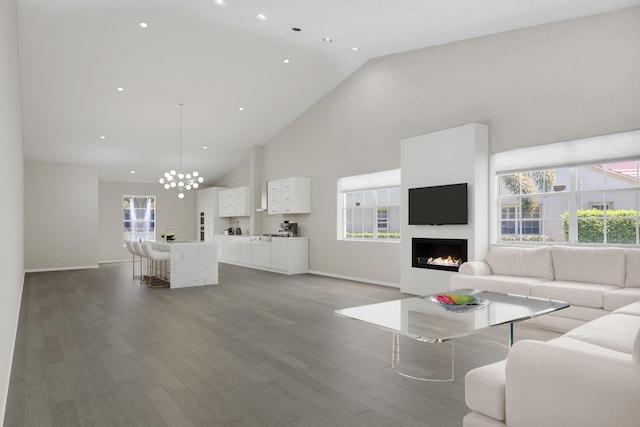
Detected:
left=218, top=186, right=251, bottom=217
left=268, top=177, right=311, bottom=215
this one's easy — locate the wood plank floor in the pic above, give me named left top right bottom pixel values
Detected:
left=4, top=263, right=558, bottom=427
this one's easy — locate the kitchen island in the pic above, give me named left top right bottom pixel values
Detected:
left=152, top=241, right=218, bottom=288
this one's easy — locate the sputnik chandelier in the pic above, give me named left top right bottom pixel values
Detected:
left=159, top=103, right=204, bottom=199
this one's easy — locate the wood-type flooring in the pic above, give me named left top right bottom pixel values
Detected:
left=4, top=262, right=558, bottom=426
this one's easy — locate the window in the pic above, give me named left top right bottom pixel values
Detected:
left=123, top=195, right=156, bottom=244
left=337, top=169, right=401, bottom=241
left=497, top=161, right=640, bottom=245
left=500, top=205, right=541, bottom=237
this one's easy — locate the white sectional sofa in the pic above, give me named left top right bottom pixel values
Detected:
left=450, top=245, right=640, bottom=332
left=463, top=302, right=640, bottom=427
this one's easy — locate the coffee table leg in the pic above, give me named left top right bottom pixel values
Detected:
left=391, top=333, right=454, bottom=382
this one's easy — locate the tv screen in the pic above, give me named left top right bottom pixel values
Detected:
left=408, top=183, right=468, bottom=225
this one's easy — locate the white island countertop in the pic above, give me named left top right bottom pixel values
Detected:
left=152, top=241, right=218, bottom=288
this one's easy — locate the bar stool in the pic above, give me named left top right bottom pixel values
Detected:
left=141, top=242, right=170, bottom=287
left=125, top=241, right=142, bottom=280
left=132, top=241, right=147, bottom=283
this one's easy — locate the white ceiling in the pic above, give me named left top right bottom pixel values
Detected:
left=18, top=0, right=640, bottom=185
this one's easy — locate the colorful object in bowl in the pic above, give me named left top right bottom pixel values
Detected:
left=428, top=293, right=489, bottom=312
left=434, top=294, right=477, bottom=305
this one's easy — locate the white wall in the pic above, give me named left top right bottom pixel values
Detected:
left=0, top=0, right=24, bottom=420
left=218, top=7, right=640, bottom=286
left=98, top=181, right=196, bottom=262
left=24, top=161, right=98, bottom=271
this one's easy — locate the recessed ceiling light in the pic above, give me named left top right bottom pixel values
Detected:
left=139, top=22, right=148, bottom=28
left=322, top=37, right=333, bottom=43
left=99, top=135, right=106, bottom=140
left=283, top=59, right=290, bottom=64
left=238, top=107, right=245, bottom=111
left=352, top=46, right=359, bottom=52
left=291, top=27, right=302, bottom=32
left=202, top=146, right=208, bottom=150
left=116, top=87, right=124, bottom=92
left=256, top=14, right=268, bottom=21
left=213, top=0, right=226, bottom=5
left=130, top=170, right=136, bottom=174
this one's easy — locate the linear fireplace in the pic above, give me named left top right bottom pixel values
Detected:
left=412, top=238, right=468, bottom=272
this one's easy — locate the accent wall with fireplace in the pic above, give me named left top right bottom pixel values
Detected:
left=400, top=123, right=489, bottom=295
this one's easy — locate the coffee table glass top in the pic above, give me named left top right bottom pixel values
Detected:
left=335, top=290, right=569, bottom=343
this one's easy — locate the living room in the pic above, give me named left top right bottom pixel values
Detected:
left=2, top=1, right=640, bottom=425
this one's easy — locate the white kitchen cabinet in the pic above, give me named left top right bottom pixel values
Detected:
left=217, top=235, right=309, bottom=275
left=238, top=236, right=251, bottom=264
left=250, top=236, right=271, bottom=268
left=218, top=186, right=251, bottom=217
left=270, top=238, right=288, bottom=271
left=196, top=187, right=229, bottom=241
left=270, top=237, right=309, bottom=274
left=267, top=177, right=310, bottom=215
left=222, top=235, right=239, bottom=262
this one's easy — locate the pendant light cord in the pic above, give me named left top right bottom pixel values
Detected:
left=179, top=103, right=183, bottom=171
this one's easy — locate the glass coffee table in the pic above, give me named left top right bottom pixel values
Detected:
left=335, top=290, right=568, bottom=381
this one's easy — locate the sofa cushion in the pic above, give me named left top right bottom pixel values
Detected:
left=530, top=280, right=618, bottom=309
left=625, top=249, right=640, bottom=288
left=613, top=301, right=640, bottom=316
left=484, top=246, right=554, bottom=280
left=552, top=246, right=626, bottom=287
left=604, top=288, right=640, bottom=311
left=465, top=360, right=506, bottom=421
left=450, top=274, right=545, bottom=296
left=634, top=330, right=640, bottom=362
left=563, top=313, right=640, bottom=354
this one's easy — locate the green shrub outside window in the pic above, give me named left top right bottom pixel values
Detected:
left=563, top=209, right=638, bottom=244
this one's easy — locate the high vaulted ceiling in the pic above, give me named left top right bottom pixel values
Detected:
left=18, top=0, right=640, bottom=185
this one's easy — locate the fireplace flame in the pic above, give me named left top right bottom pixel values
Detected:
left=427, top=255, right=462, bottom=267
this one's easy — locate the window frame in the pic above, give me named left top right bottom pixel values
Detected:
left=341, top=187, right=401, bottom=241
left=122, top=195, right=156, bottom=245
left=337, top=169, right=401, bottom=242
left=496, top=161, right=640, bottom=246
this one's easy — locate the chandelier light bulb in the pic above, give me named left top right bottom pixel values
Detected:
left=158, top=103, right=205, bottom=199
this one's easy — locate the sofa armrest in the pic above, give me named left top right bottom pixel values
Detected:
left=505, top=339, right=640, bottom=427
left=458, top=260, right=492, bottom=276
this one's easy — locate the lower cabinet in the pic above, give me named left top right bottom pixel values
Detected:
left=222, top=235, right=238, bottom=262
left=250, top=237, right=272, bottom=268
left=238, top=236, right=251, bottom=264
left=270, top=237, right=308, bottom=274
left=216, top=235, right=309, bottom=275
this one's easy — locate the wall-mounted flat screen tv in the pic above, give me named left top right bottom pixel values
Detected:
left=408, top=183, right=468, bottom=225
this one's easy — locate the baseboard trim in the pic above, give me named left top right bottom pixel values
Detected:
left=24, top=265, right=99, bottom=273
left=307, top=270, right=400, bottom=288
left=98, top=259, right=130, bottom=264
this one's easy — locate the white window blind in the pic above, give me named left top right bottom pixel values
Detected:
left=494, top=129, right=640, bottom=174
